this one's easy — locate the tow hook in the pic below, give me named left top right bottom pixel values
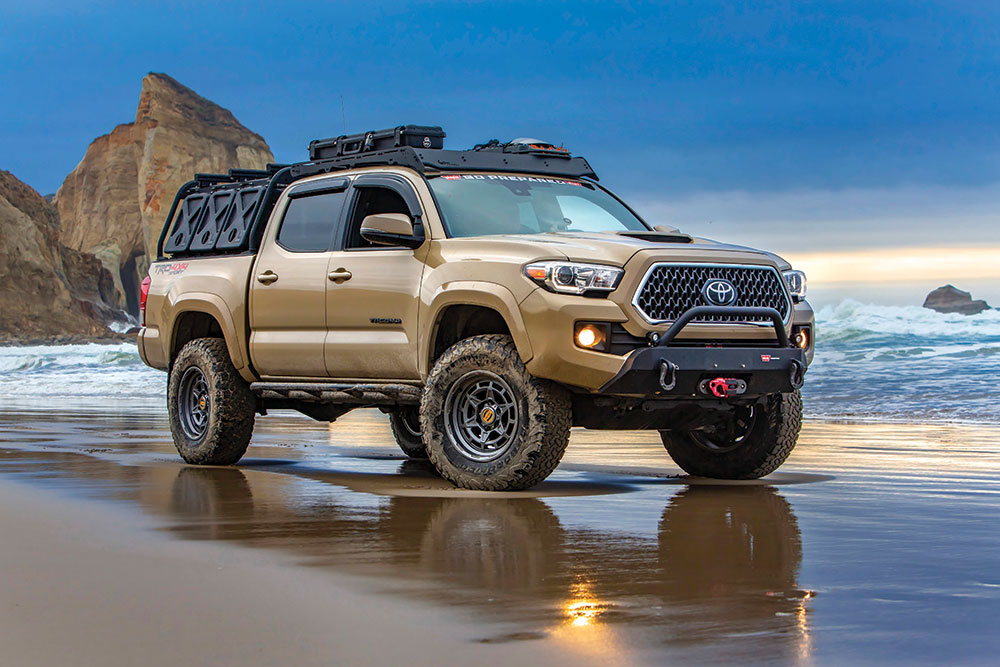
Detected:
left=789, top=360, right=805, bottom=389
left=658, top=359, right=678, bottom=391
left=700, top=377, right=748, bottom=398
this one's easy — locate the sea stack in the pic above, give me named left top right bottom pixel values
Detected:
left=922, top=285, right=992, bottom=315
left=55, top=73, right=273, bottom=315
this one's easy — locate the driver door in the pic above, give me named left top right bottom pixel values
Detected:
left=323, top=175, right=427, bottom=380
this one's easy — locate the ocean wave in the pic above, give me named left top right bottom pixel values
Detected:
left=805, top=300, right=1000, bottom=423
left=816, top=299, right=1000, bottom=344
left=1, top=300, right=997, bottom=423
left=0, top=343, right=164, bottom=400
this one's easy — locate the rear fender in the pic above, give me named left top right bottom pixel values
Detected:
left=165, top=292, right=247, bottom=374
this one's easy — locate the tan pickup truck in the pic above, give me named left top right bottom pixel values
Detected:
left=138, top=125, right=814, bottom=491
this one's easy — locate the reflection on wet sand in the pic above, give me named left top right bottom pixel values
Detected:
left=3, top=409, right=1000, bottom=663
left=0, top=414, right=812, bottom=663
left=168, top=467, right=813, bottom=659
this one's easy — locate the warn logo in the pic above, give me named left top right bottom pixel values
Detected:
left=761, top=354, right=781, bottom=362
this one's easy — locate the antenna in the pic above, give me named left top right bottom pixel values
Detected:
left=340, top=95, right=346, bottom=133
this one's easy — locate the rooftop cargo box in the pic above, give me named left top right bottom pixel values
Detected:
left=309, top=125, right=445, bottom=160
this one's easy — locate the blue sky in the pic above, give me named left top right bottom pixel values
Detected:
left=2, top=1, right=999, bottom=266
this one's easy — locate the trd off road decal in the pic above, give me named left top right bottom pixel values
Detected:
left=154, top=262, right=189, bottom=275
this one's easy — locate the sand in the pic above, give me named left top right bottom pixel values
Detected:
left=1, top=407, right=998, bottom=664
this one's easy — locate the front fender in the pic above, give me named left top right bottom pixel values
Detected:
left=420, top=282, right=533, bottom=377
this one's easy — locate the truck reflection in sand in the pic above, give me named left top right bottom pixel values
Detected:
left=160, top=464, right=813, bottom=660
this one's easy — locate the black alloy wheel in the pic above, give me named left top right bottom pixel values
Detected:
left=688, top=406, right=756, bottom=454
left=177, top=366, right=211, bottom=441
left=444, top=370, right=521, bottom=463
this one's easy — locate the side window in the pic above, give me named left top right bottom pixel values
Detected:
left=276, top=190, right=347, bottom=252
left=344, top=186, right=411, bottom=249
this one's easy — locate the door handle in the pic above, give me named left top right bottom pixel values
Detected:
left=328, top=269, right=353, bottom=283
left=256, top=271, right=278, bottom=285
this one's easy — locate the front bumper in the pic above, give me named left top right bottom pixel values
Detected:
left=599, top=345, right=806, bottom=397
left=598, top=306, right=807, bottom=398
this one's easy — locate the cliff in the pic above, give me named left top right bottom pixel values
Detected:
left=55, top=73, right=273, bottom=314
left=0, top=170, right=126, bottom=341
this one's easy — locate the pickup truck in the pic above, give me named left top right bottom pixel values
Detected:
left=138, top=125, right=814, bottom=491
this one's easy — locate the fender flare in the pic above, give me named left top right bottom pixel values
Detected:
left=421, top=282, right=533, bottom=377
left=165, top=292, right=246, bottom=371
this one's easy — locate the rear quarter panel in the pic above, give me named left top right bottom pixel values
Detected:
left=140, top=255, right=256, bottom=381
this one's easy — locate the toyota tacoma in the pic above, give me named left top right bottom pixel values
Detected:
left=138, top=125, right=814, bottom=491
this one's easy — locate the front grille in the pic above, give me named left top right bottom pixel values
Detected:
left=633, top=264, right=790, bottom=324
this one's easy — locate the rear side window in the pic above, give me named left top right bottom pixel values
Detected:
left=276, top=191, right=347, bottom=252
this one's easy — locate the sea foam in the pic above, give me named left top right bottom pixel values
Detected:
left=0, top=301, right=997, bottom=423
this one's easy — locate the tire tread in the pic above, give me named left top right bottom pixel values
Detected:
left=168, top=338, right=255, bottom=465
left=420, top=334, right=571, bottom=491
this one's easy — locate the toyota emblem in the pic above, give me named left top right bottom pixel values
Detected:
left=702, top=279, right=738, bottom=306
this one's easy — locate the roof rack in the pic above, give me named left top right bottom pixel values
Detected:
left=193, top=164, right=290, bottom=188
left=159, top=125, right=601, bottom=259
left=287, top=146, right=597, bottom=182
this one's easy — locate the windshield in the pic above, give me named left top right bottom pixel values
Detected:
left=428, top=174, right=648, bottom=238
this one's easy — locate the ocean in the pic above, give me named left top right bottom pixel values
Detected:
left=1, top=300, right=998, bottom=424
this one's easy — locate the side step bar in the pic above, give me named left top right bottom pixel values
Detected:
left=250, top=382, right=422, bottom=406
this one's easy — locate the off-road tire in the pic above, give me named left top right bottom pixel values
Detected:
left=420, top=334, right=571, bottom=491
left=167, top=338, right=255, bottom=465
left=389, top=407, right=427, bottom=458
left=660, top=390, right=802, bottom=479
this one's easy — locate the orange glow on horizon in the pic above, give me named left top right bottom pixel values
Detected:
left=786, top=245, right=1000, bottom=284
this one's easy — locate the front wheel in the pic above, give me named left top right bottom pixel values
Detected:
left=660, top=390, right=802, bottom=479
left=420, top=334, right=571, bottom=491
left=167, top=338, right=255, bottom=465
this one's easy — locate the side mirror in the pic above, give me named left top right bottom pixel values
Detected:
left=653, top=224, right=681, bottom=234
left=360, top=213, right=424, bottom=249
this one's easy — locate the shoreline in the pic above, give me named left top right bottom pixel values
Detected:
left=0, top=332, right=137, bottom=346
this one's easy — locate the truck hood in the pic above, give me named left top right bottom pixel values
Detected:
left=484, top=230, right=790, bottom=269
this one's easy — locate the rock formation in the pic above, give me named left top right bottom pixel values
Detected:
left=922, top=285, right=993, bottom=315
left=56, top=73, right=273, bottom=314
left=0, top=170, right=126, bottom=341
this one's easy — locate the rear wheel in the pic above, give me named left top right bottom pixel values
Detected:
left=389, top=407, right=426, bottom=458
left=660, top=390, right=802, bottom=479
left=168, top=338, right=255, bottom=465
left=421, top=334, right=571, bottom=491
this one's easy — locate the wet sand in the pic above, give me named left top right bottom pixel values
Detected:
left=0, top=406, right=998, bottom=665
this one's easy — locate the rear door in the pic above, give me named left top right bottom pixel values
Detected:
left=249, top=178, right=349, bottom=378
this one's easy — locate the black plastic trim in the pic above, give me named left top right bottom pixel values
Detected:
left=287, top=177, right=350, bottom=199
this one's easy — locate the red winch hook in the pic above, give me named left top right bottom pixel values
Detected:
left=708, top=378, right=730, bottom=398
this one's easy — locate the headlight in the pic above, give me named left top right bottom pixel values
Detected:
left=782, top=270, right=807, bottom=301
left=524, top=261, right=624, bottom=295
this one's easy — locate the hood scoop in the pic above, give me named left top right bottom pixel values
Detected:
left=617, top=230, right=693, bottom=244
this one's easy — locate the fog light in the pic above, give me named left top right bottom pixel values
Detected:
left=574, top=322, right=609, bottom=351
left=792, top=327, right=810, bottom=349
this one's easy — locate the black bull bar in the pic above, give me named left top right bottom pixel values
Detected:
left=598, top=306, right=806, bottom=398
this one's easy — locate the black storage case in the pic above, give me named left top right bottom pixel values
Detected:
left=309, top=125, right=445, bottom=160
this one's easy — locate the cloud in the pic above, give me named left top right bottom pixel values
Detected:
left=629, top=182, right=1000, bottom=257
